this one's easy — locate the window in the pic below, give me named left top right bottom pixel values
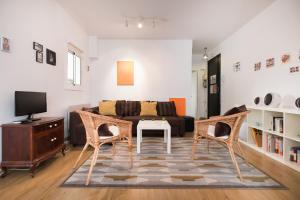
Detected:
left=68, top=50, right=81, bottom=86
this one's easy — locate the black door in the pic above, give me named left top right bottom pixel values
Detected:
left=207, top=54, right=221, bottom=118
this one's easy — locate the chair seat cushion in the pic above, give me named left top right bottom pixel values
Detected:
left=214, top=105, right=247, bottom=137
left=208, top=125, right=228, bottom=139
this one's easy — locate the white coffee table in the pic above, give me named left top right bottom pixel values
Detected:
left=137, top=120, right=171, bottom=154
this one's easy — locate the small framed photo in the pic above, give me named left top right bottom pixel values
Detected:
left=266, top=58, right=275, bottom=68
left=36, top=51, right=43, bottom=63
left=254, top=62, right=261, bottom=71
left=233, top=62, right=241, bottom=72
left=46, top=49, right=56, bottom=66
left=33, top=42, right=43, bottom=52
left=281, top=54, right=290, bottom=64
left=0, top=36, right=10, bottom=52
left=210, top=75, right=216, bottom=84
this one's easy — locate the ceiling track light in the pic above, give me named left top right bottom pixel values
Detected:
left=203, top=47, right=208, bottom=60
left=124, top=16, right=163, bottom=29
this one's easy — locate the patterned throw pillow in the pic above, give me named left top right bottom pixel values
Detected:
left=99, top=101, right=116, bottom=116
left=140, top=101, right=158, bottom=116
left=157, top=101, right=177, bottom=116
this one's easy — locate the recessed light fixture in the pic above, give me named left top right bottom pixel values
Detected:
left=203, top=47, right=208, bottom=60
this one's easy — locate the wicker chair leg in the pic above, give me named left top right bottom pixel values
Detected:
left=228, top=145, right=243, bottom=181
left=112, top=141, right=116, bottom=156
left=128, top=145, right=133, bottom=168
left=86, top=148, right=99, bottom=186
left=73, top=143, right=89, bottom=169
left=206, top=139, right=210, bottom=152
left=192, top=139, right=199, bottom=160
left=236, top=141, right=249, bottom=166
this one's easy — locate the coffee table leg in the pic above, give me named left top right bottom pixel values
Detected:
left=167, top=128, right=171, bottom=154
left=164, top=129, right=167, bottom=143
left=137, top=128, right=141, bottom=154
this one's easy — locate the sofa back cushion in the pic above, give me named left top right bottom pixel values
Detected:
left=157, top=101, right=177, bottom=116
left=116, top=100, right=126, bottom=116
left=99, top=101, right=117, bottom=116
left=124, top=101, right=141, bottom=116
left=140, top=101, right=158, bottom=116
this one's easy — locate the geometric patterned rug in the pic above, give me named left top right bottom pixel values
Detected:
left=62, top=137, right=284, bottom=188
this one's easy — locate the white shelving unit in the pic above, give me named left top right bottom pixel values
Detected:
left=241, top=105, right=300, bottom=172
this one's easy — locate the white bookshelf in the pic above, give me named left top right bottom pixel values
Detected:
left=241, top=105, right=300, bottom=172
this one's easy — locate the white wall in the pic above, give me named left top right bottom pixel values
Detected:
left=0, top=0, right=90, bottom=161
left=209, top=0, right=300, bottom=113
left=90, top=39, right=193, bottom=115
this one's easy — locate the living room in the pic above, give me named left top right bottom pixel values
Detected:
left=0, top=0, right=300, bottom=199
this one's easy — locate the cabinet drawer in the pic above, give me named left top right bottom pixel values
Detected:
left=33, top=120, right=63, bottom=133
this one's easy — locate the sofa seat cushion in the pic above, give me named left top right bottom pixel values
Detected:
left=163, top=116, right=185, bottom=127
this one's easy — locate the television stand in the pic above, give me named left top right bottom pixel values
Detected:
left=1, top=117, right=65, bottom=177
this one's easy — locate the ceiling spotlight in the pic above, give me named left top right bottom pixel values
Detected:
left=137, top=22, right=143, bottom=29
left=203, top=47, right=208, bottom=60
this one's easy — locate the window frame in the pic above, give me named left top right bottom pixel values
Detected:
left=65, top=43, right=83, bottom=91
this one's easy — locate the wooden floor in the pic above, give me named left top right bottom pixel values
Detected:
left=1, top=136, right=300, bottom=200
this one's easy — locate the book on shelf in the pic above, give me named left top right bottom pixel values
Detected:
left=289, top=146, right=300, bottom=163
left=266, top=134, right=283, bottom=156
left=273, top=117, right=283, bottom=133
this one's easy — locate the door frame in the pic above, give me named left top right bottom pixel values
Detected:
left=191, top=70, right=198, bottom=118
left=207, top=54, right=221, bottom=118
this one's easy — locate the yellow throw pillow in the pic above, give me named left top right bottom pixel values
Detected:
left=140, top=101, right=157, bottom=116
left=99, top=101, right=116, bottom=115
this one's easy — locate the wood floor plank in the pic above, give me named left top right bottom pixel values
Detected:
left=1, top=140, right=300, bottom=200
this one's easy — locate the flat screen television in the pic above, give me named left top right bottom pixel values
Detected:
left=15, top=91, right=47, bottom=122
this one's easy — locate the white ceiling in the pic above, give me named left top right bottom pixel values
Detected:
left=56, top=0, right=274, bottom=53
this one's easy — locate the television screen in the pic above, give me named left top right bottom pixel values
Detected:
left=15, top=91, right=47, bottom=117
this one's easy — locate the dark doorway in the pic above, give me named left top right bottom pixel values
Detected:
left=207, top=54, right=221, bottom=118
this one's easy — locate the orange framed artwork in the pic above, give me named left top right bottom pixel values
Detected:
left=117, top=61, right=134, bottom=85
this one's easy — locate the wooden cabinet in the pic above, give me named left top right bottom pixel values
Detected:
left=1, top=118, right=65, bottom=177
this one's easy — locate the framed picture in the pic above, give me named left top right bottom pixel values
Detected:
left=210, top=75, right=216, bottom=84
left=0, top=36, right=10, bottom=52
left=233, top=62, right=240, bottom=72
left=36, top=51, right=43, bottom=63
left=254, top=62, right=261, bottom=71
left=33, top=42, right=43, bottom=52
left=46, top=49, right=56, bottom=66
left=281, top=54, right=290, bottom=63
left=266, top=58, right=275, bottom=68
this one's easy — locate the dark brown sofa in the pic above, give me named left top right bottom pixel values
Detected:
left=69, top=100, right=185, bottom=146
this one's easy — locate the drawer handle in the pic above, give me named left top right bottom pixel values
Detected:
left=51, top=138, right=54, bottom=142
left=54, top=137, right=57, bottom=141
left=49, top=125, right=53, bottom=128
left=54, top=124, right=58, bottom=127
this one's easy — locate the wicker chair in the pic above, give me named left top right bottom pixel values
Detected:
left=73, top=110, right=133, bottom=185
left=192, top=111, right=249, bottom=181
